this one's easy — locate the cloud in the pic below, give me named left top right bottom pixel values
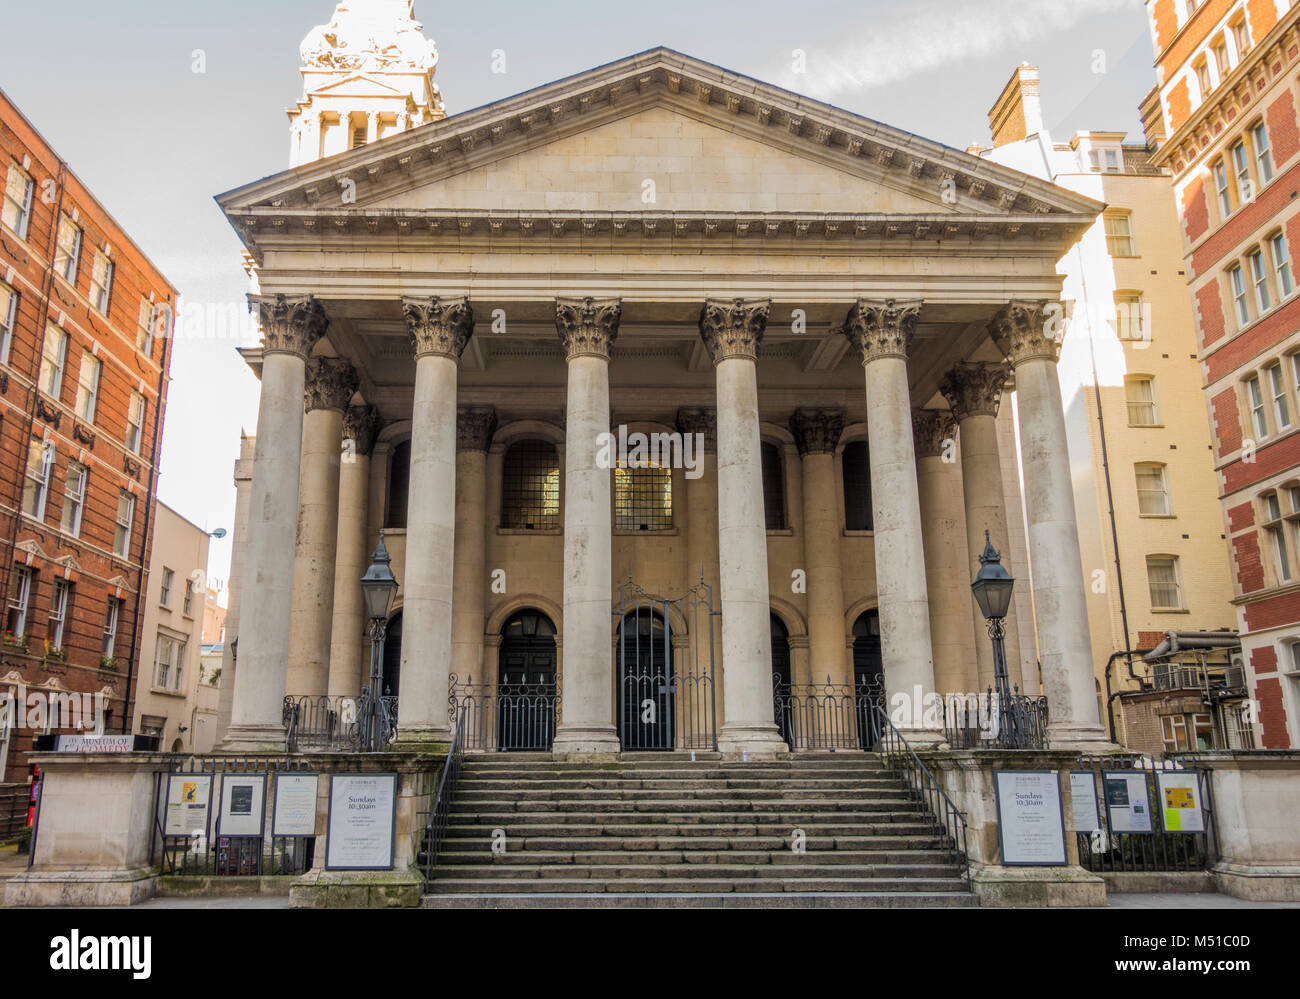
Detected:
left=776, top=0, right=1144, bottom=99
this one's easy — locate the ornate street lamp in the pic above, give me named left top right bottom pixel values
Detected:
left=971, top=530, right=1020, bottom=747
left=360, top=531, right=398, bottom=750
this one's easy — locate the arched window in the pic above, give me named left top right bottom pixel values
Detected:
left=502, top=440, right=560, bottom=530
left=760, top=442, right=786, bottom=530
left=615, top=463, right=672, bottom=531
left=842, top=441, right=873, bottom=531
left=385, top=440, right=410, bottom=529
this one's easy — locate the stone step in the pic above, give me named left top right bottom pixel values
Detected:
left=424, top=876, right=969, bottom=894
left=457, top=777, right=902, bottom=791
left=422, top=891, right=979, bottom=909
left=433, top=849, right=949, bottom=866
left=450, top=797, right=916, bottom=814
left=454, top=787, right=910, bottom=802
left=444, top=809, right=931, bottom=827
left=461, top=760, right=886, bottom=774
left=433, top=834, right=946, bottom=853
left=429, top=863, right=960, bottom=881
left=442, top=823, right=941, bottom=842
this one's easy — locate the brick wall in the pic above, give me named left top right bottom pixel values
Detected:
left=1211, top=387, right=1243, bottom=454
left=1233, top=529, right=1265, bottom=591
left=1195, top=280, right=1227, bottom=348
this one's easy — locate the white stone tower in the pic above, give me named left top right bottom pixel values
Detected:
left=287, top=0, right=447, bottom=167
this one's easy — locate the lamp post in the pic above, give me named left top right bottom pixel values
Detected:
left=359, top=531, right=399, bottom=750
left=970, top=530, right=1019, bottom=748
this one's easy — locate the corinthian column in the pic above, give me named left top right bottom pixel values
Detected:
left=223, top=295, right=328, bottom=751
left=700, top=298, right=786, bottom=757
left=841, top=299, right=942, bottom=746
left=327, top=405, right=382, bottom=697
left=938, top=361, right=1023, bottom=692
left=451, top=407, right=497, bottom=686
left=395, top=296, right=473, bottom=748
left=552, top=297, right=622, bottom=756
left=991, top=301, right=1110, bottom=749
left=790, top=408, right=850, bottom=688
left=912, top=409, right=976, bottom=695
left=286, top=357, right=358, bottom=698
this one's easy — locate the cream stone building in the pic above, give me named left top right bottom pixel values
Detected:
left=978, top=66, right=1238, bottom=745
left=213, top=4, right=1118, bottom=758
left=132, top=503, right=220, bottom=754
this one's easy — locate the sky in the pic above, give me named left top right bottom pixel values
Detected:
left=0, top=0, right=1157, bottom=592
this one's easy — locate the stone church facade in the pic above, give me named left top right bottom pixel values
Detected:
left=214, top=7, right=1116, bottom=757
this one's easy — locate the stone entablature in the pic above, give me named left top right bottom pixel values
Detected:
left=698, top=298, right=770, bottom=364
left=253, top=294, right=329, bottom=358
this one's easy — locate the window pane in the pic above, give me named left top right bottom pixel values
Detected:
left=1126, top=377, right=1158, bottom=425
left=614, top=464, right=672, bottom=531
left=760, top=442, right=786, bottom=530
left=1147, top=555, right=1182, bottom=608
left=843, top=441, right=873, bottom=531
left=501, top=440, right=560, bottom=530
left=1136, top=464, right=1170, bottom=515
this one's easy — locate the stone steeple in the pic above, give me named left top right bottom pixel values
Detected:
left=287, top=0, right=447, bottom=167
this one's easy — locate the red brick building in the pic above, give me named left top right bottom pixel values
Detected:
left=1144, top=0, right=1300, bottom=747
left=0, top=87, right=175, bottom=782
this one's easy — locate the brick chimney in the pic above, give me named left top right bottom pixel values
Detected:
left=988, top=63, right=1043, bottom=148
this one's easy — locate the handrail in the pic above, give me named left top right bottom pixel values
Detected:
left=870, top=705, right=970, bottom=884
left=422, top=706, right=467, bottom=881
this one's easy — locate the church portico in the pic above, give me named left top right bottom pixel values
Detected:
left=216, top=47, right=1113, bottom=757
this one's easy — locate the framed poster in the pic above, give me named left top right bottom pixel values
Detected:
left=273, top=773, right=320, bottom=837
left=1069, top=770, right=1102, bottom=834
left=326, top=773, right=397, bottom=871
left=1103, top=771, right=1154, bottom=833
left=994, top=770, right=1067, bottom=866
left=164, top=773, right=212, bottom=838
left=1156, top=771, right=1205, bottom=833
left=217, top=773, right=266, bottom=837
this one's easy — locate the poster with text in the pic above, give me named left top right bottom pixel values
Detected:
left=1156, top=771, right=1205, bottom=833
left=1069, top=770, right=1102, bottom=834
left=994, top=770, right=1067, bottom=865
left=273, top=773, right=320, bottom=837
left=164, top=774, right=212, bottom=838
left=1103, top=771, right=1154, bottom=833
left=218, top=773, right=266, bottom=837
left=326, top=773, right=397, bottom=870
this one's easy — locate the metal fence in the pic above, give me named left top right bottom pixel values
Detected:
left=941, top=690, right=1049, bottom=750
left=0, top=783, right=29, bottom=841
left=283, top=693, right=398, bottom=752
left=448, top=675, right=558, bottom=751
left=422, top=707, right=466, bottom=880
left=153, top=756, right=318, bottom=877
left=871, top=704, right=969, bottom=883
left=772, top=676, right=885, bottom=750
left=1073, top=754, right=1216, bottom=873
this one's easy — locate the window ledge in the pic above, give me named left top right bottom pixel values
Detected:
left=148, top=687, right=186, bottom=699
left=1127, top=424, right=1167, bottom=430
left=1151, top=607, right=1191, bottom=614
left=843, top=530, right=876, bottom=538
left=613, top=528, right=679, bottom=537
left=496, top=527, right=562, bottom=536
left=765, top=528, right=794, bottom=537
left=1138, top=514, right=1177, bottom=519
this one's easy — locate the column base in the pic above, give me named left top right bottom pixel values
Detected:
left=4, top=867, right=159, bottom=908
left=1045, top=722, right=1117, bottom=752
left=893, top=726, right=948, bottom=750
left=552, top=726, right=621, bottom=759
left=217, top=723, right=287, bottom=754
left=394, top=725, right=452, bottom=754
left=717, top=723, right=789, bottom=760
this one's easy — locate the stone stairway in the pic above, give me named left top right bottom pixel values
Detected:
left=420, top=752, right=976, bottom=908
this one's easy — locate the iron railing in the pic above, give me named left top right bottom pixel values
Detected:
left=772, top=676, right=886, bottom=750
left=0, top=783, right=29, bottom=841
left=870, top=704, right=970, bottom=883
left=617, top=578, right=717, bottom=751
left=153, top=756, right=317, bottom=877
left=422, top=707, right=467, bottom=880
left=282, top=692, right=398, bottom=752
left=941, top=689, right=1050, bottom=749
left=1073, top=754, right=1216, bottom=873
left=448, top=675, right=558, bottom=751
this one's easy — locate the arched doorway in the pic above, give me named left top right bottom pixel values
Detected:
left=618, top=608, right=674, bottom=750
left=770, top=613, right=795, bottom=748
left=853, top=609, right=884, bottom=749
left=381, top=611, right=402, bottom=696
left=498, top=610, right=557, bottom=751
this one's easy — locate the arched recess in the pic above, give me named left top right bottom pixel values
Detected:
left=611, top=420, right=681, bottom=533
left=491, top=420, right=567, bottom=532
left=375, top=420, right=413, bottom=531
left=836, top=422, right=870, bottom=533
left=767, top=594, right=809, bottom=638
left=842, top=596, right=879, bottom=645
left=485, top=594, right=564, bottom=640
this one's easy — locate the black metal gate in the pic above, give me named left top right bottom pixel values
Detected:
left=617, top=579, right=716, bottom=751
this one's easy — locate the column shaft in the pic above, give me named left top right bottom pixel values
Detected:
left=450, top=408, right=496, bottom=686
left=327, top=406, right=380, bottom=697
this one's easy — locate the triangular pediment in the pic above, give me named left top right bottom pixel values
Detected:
left=220, top=48, right=1101, bottom=252
left=309, top=73, right=410, bottom=100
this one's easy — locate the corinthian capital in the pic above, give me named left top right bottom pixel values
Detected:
left=989, top=300, right=1064, bottom=367
left=403, top=295, right=475, bottom=361
left=343, top=405, right=382, bottom=456
left=457, top=406, right=498, bottom=452
left=911, top=408, right=956, bottom=459
left=938, top=361, right=1010, bottom=420
left=698, top=298, right=770, bottom=364
left=841, top=298, right=922, bottom=363
left=789, top=407, right=846, bottom=456
left=304, top=357, right=359, bottom=413
left=252, top=294, right=329, bottom=359
left=676, top=407, right=717, bottom=453
left=555, top=296, right=621, bottom=360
